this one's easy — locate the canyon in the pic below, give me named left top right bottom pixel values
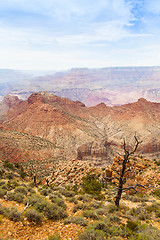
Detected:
left=0, top=67, right=160, bottom=106
left=0, top=91, right=159, bottom=171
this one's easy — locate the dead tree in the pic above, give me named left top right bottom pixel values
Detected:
left=104, top=136, right=148, bottom=207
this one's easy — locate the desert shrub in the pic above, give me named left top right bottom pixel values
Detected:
left=73, top=203, right=87, bottom=213
left=78, top=194, right=90, bottom=202
left=109, top=214, right=120, bottom=223
left=14, top=186, right=28, bottom=196
left=48, top=234, right=61, bottom=240
left=78, top=229, right=105, bottom=240
left=89, top=200, right=102, bottom=209
left=49, top=194, right=66, bottom=209
left=0, top=204, right=10, bottom=216
left=40, top=188, right=52, bottom=196
left=154, top=160, right=160, bottom=166
left=44, top=203, right=68, bottom=220
left=8, top=207, right=21, bottom=222
left=20, top=169, right=27, bottom=179
left=59, top=188, right=75, bottom=197
left=64, top=216, right=87, bottom=226
left=34, top=199, right=49, bottom=212
left=66, top=197, right=78, bottom=204
left=7, top=173, right=14, bottom=179
left=145, top=203, right=160, bottom=213
left=27, top=186, right=36, bottom=194
left=6, top=191, right=15, bottom=201
left=0, top=187, right=7, bottom=198
left=0, top=181, right=5, bottom=186
left=152, top=188, right=160, bottom=198
left=82, top=173, right=102, bottom=196
left=82, top=210, right=99, bottom=220
left=25, top=209, right=42, bottom=224
left=106, top=203, right=118, bottom=213
left=125, top=220, right=140, bottom=236
left=13, top=192, right=25, bottom=203
left=7, top=180, right=19, bottom=190
left=137, top=211, right=150, bottom=221
left=3, top=161, right=14, bottom=170
left=128, top=223, right=160, bottom=240
left=24, top=194, right=44, bottom=206
left=95, top=208, right=108, bottom=216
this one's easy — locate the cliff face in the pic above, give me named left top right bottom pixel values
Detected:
left=0, top=91, right=159, bottom=165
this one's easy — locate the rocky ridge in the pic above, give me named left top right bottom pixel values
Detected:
left=0, top=91, right=159, bottom=167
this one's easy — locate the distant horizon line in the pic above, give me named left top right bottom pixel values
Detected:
left=1, top=65, right=160, bottom=72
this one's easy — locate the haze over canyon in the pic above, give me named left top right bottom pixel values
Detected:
left=0, top=67, right=160, bottom=107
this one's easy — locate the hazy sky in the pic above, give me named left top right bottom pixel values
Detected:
left=0, top=0, right=160, bottom=70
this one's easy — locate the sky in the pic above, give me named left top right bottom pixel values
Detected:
left=0, top=0, right=160, bottom=70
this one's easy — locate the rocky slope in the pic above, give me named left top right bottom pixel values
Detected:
left=0, top=91, right=159, bottom=166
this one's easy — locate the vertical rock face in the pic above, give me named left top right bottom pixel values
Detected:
left=0, top=91, right=159, bottom=165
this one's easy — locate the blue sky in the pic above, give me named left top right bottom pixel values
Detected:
left=0, top=0, right=160, bottom=70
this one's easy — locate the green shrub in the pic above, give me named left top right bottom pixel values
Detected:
left=27, top=187, right=36, bottom=194
left=6, top=191, right=15, bottom=201
left=44, top=203, right=68, bottom=220
left=20, top=170, right=27, bottom=179
left=82, top=210, right=99, bottom=220
left=106, top=203, right=118, bottom=213
left=34, top=199, right=49, bottom=212
left=89, top=201, right=102, bottom=209
left=49, top=195, right=66, bottom=209
left=0, top=204, right=10, bottom=216
left=14, top=186, right=28, bottom=196
left=126, top=220, right=139, bottom=235
left=64, top=216, right=87, bottom=226
left=25, top=209, right=42, bottom=224
left=7, top=180, right=19, bottom=190
left=40, top=188, right=52, bottom=196
left=0, top=181, right=5, bottom=186
left=152, top=188, right=160, bottom=198
left=8, top=207, right=21, bottom=222
left=66, top=197, right=78, bottom=204
left=59, top=188, right=75, bottom=197
left=3, top=161, right=14, bottom=170
left=128, top=223, right=160, bottom=240
left=14, top=192, right=25, bottom=203
left=145, top=203, right=160, bottom=213
left=48, top=234, right=61, bottom=240
left=0, top=187, right=7, bottom=198
left=78, top=229, right=105, bottom=240
left=82, top=173, right=102, bottom=196
left=73, top=203, right=87, bottom=213
left=78, top=194, right=90, bottom=202
left=24, top=194, right=44, bottom=206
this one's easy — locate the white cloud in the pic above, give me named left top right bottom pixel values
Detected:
left=0, top=0, right=159, bottom=69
